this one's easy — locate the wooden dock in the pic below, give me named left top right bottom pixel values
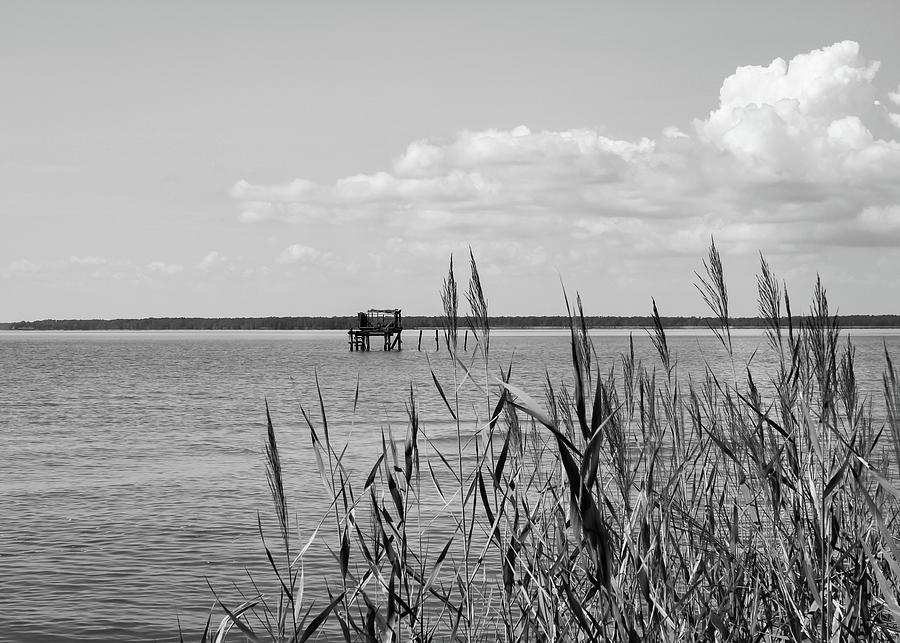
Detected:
left=349, top=308, right=402, bottom=351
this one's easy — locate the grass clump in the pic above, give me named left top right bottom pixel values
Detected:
left=201, top=242, right=900, bottom=642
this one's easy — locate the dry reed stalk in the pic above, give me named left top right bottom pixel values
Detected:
left=201, top=242, right=900, bottom=642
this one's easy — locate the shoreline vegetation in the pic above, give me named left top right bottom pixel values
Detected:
left=6, top=313, right=900, bottom=331
left=198, top=243, right=900, bottom=641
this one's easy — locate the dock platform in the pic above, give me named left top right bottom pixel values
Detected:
left=349, top=308, right=402, bottom=351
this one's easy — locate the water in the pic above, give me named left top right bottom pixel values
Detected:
left=2, top=328, right=899, bottom=641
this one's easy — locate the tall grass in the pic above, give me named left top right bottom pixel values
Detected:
left=200, top=243, right=900, bottom=642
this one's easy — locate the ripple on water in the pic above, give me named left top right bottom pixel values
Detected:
left=2, top=329, right=900, bottom=639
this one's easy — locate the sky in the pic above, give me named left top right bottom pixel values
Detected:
left=3, top=1, right=900, bottom=321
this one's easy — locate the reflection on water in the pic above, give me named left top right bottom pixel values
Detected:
left=2, top=328, right=900, bottom=640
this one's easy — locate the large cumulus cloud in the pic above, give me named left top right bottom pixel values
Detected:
left=231, top=41, right=900, bottom=259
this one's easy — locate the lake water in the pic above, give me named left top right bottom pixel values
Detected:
left=2, top=328, right=900, bottom=641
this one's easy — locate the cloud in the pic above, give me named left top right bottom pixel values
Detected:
left=693, top=41, right=896, bottom=182
left=69, top=255, right=107, bottom=266
left=231, top=41, right=900, bottom=259
left=383, top=238, right=548, bottom=276
left=275, top=244, right=332, bottom=265
left=197, top=250, right=226, bottom=271
left=4, top=259, right=42, bottom=275
left=146, top=261, right=184, bottom=275
left=890, top=85, right=900, bottom=106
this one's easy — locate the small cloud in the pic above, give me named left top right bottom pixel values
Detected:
left=69, top=255, right=107, bottom=266
left=857, top=204, right=900, bottom=233
left=662, top=126, right=688, bottom=138
left=197, top=250, right=226, bottom=271
left=146, top=261, right=184, bottom=275
left=890, top=85, right=900, bottom=106
left=6, top=259, right=41, bottom=274
left=385, top=238, right=548, bottom=272
left=275, top=244, right=331, bottom=265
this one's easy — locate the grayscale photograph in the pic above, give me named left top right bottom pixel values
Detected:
left=3, top=2, right=900, bottom=641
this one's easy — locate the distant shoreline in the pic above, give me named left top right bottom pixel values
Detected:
left=4, top=314, right=900, bottom=331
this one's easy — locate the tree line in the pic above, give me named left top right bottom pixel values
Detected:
left=7, top=314, right=900, bottom=331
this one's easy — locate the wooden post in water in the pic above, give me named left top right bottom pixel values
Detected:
left=435, top=329, right=439, bottom=351
left=418, top=329, right=422, bottom=351
left=464, top=330, right=468, bottom=351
